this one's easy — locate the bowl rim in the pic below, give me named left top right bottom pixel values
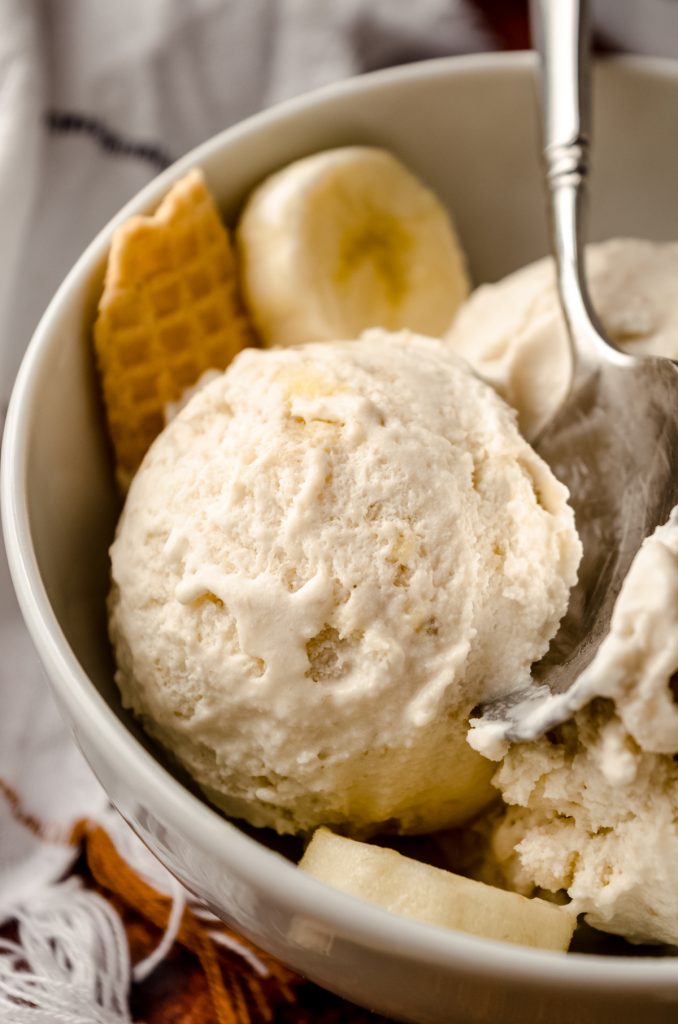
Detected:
left=4, top=50, right=678, bottom=993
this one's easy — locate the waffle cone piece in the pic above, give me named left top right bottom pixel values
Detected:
left=94, top=169, right=255, bottom=490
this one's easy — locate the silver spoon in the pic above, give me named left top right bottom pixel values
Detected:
left=477, top=0, right=678, bottom=743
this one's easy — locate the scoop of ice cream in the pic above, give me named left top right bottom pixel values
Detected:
left=492, top=706, right=678, bottom=946
left=447, top=238, right=678, bottom=439
left=109, top=330, right=581, bottom=836
left=487, top=518, right=678, bottom=944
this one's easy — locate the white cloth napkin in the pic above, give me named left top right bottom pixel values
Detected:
left=0, top=1, right=495, bottom=1019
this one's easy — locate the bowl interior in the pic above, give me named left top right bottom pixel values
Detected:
left=10, top=51, right=678, bottom=950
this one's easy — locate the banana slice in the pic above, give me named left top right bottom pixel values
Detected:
left=299, top=829, right=575, bottom=952
left=237, top=146, right=469, bottom=347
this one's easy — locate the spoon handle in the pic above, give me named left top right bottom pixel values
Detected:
left=530, top=0, right=616, bottom=369
left=532, top=0, right=590, bottom=173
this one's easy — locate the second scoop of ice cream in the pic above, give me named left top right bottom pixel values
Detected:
left=109, top=330, right=581, bottom=835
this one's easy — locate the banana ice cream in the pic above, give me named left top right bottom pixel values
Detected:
left=447, top=239, right=678, bottom=946
left=447, top=237, right=678, bottom=440
left=487, top=516, right=678, bottom=946
left=109, top=330, right=581, bottom=836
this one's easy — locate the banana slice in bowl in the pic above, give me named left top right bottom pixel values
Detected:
left=237, top=146, right=469, bottom=347
left=300, top=829, right=576, bottom=952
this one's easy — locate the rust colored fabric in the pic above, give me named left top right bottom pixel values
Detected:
left=73, top=822, right=387, bottom=1024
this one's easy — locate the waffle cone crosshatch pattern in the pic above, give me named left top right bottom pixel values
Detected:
left=94, top=169, right=255, bottom=490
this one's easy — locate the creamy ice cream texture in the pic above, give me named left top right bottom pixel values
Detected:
left=109, top=330, right=581, bottom=836
left=449, top=239, right=678, bottom=945
left=485, top=513, right=678, bottom=946
left=447, top=237, right=678, bottom=439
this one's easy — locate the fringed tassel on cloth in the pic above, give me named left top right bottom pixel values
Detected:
left=0, top=877, right=133, bottom=1024
left=80, top=824, right=301, bottom=1024
left=0, top=805, right=301, bottom=1024
left=0, top=798, right=384, bottom=1024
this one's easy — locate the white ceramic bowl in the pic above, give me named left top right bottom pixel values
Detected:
left=4, top=53, right=678, bottom=1024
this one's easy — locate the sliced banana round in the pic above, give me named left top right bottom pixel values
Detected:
left=237, top=146, right=469, bottom=347
left=299, top=829, right=576, bottom=952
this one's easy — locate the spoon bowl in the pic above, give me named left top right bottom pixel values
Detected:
left=481, top=351, right=678, bottom=740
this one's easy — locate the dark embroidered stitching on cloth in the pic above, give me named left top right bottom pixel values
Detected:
left=46, top=110, right=173, bottom=171
left=0, top=777, right=68, bottom=844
